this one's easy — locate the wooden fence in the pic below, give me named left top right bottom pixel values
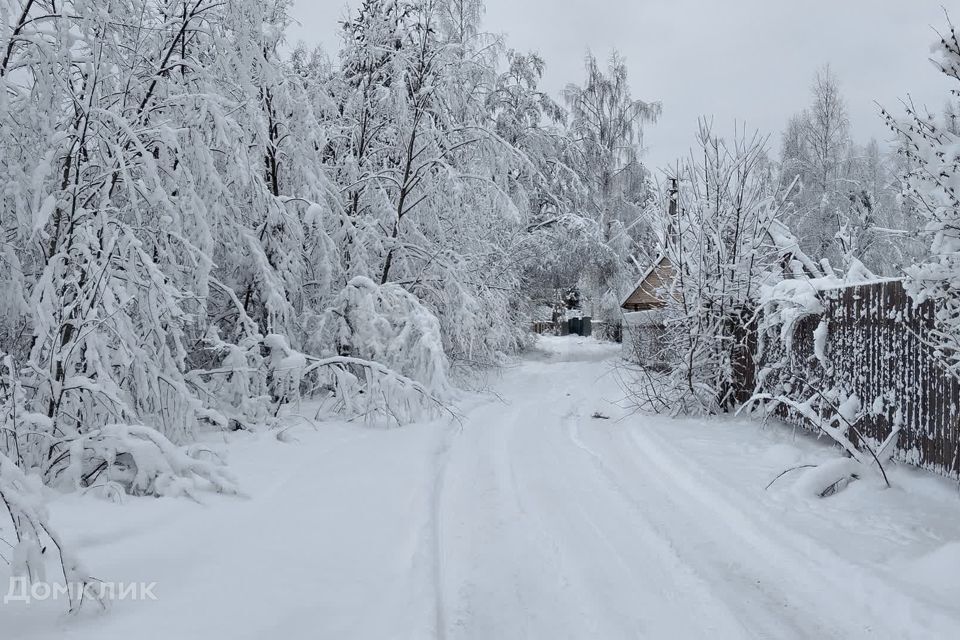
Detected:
left=531, top=321, right=560, bottom=335
left=757, top=279, right=960, bottom=479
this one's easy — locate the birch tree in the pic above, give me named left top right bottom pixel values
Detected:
left=564, top=52, right=660, bottom=319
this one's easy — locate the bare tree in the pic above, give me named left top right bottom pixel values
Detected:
left=780, top=65, right=853, bottom=264
left=627, top=122, right=785, bottom=415
left=805, top=65, right=851, bottom=197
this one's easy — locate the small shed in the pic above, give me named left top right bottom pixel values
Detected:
left=620, top=256, right=675, bottom=366
left=621, top=256, right=675, bottom=311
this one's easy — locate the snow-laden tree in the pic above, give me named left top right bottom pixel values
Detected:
left=1, top=0, right=211, bottom=446
left=0, top=0, right=338, bottom=490
left=886, top=16, right=960, bottom=379
left=629, top=123, right=786, bottom=414
left=0, top=0, right=586, bottom=476
left=325, top=0, right=541, bottom=367
left=838, top=138, right=926, bottom=274
left=779, top=66, right=852, bottom=265
left=484, top=49, right=606, bottom=331
left=488, top=50, right=568, bottom=226
left=319, top=276, right=451, bottom=395
left=778, top=66, right=923, bottom=276
left=563, top=52, right=661, bottom=320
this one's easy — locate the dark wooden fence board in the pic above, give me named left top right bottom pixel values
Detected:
left=757, top=279, right=960, bottom=479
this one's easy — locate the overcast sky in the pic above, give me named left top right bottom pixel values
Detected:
left=288, top=0, right=953, bottom=174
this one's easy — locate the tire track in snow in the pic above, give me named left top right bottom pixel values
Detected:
left=453, top=372, right=746, bottom=638
left=438, top=378, right=608, bottom=639
left=431, top=337, right=958, bottom=639
left=448, top=353, right=748, bottom=637
left=561, top=415, right=823, bottom=639
left=430, top=421, right=460, bottom=640
left=621, top=423, right=960, bottom=639
left=541, top=408, right=753, bottom=638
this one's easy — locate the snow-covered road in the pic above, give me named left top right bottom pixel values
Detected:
left=6, top=336, right=960, bottom=639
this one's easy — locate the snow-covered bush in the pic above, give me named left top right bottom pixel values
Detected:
left=747, top=228, right=897, bottom=493
left=4, top=351, right=240, bottom=498
left=55, top=426, right=240, bottom=499
left=320, top=277, right=451, bottom=395
left=1, top=452, right=98, bottom=612
left=189, top=334, right=272, bottom=432
left=265, top=327, right=448, bottom=425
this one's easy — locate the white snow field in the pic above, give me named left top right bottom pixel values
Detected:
left=4, top=335, right=960, bottom=639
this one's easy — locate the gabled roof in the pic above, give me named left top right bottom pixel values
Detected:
left=620, top=255, right=674, bottom=310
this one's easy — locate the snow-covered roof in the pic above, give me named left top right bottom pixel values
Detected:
left=620, top=255, right=673, bottom=309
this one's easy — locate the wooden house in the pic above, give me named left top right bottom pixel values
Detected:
left=620, top=255, right=675, bottom=367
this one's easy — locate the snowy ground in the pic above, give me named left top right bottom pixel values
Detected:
left=4, top=335, right=960, bottom=639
